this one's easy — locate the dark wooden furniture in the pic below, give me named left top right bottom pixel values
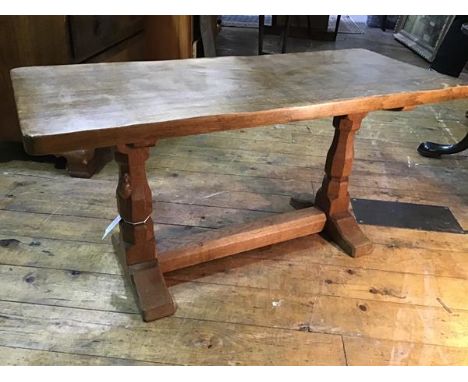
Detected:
left=394, top=16, right=455, bottom=62
left=430, top=16, right=468, bottom=77
left=258, top=16, right=341, bottom=55
left=394, top=15, right=468, bottom=77
left=0, top=16, right=145, bottom=177
left=144, top=15, right=194, bottom=60
left=0, top=15, right=195, bottom=178
left=10, top=49, right=468, bottom=322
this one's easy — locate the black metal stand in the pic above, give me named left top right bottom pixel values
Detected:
left=417, top=132, right=468, bottom=158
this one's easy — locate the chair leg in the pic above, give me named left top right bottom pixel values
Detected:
left=281, top=15, right=291, bottom=54
left=418, top=132, right=468, bottom=158
left=258, top=15, right=265, bottom=55
left=381, top=15, right=388, bottom=32
left=418, top=111, right=468, bottom=158
left=333, top=15, right=341, bottom=40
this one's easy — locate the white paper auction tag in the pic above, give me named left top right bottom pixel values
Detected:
left=102, top=215, right=122, bottom=240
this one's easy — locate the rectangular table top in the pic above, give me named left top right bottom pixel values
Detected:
left=11, top=48, right=468, bottom=155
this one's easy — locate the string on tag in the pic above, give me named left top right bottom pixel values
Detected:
left=101, top=214, right=151, bottom=240
left=121, top=214, right=151, bottom=226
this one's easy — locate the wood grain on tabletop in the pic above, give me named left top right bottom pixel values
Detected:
left=10, top=48, right=468, bottom=154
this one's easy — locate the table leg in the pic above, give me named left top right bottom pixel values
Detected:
left=315, top=113, right=373, bottom=257
left=114, top=143, right=176, bottom=321
left=63, top=148, right=111, bottom=178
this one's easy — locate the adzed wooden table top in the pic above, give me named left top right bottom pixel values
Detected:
left=11, top=48, right=468, bottom=154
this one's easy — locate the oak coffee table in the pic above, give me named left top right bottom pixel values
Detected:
left=11, top=49, right=468, bottom=321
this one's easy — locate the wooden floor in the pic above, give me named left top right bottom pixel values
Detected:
left=1, top=99, right=467, bottom=365
left=1, top=25, right=468, bottom=366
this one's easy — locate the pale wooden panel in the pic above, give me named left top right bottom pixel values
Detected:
left=0, top=301, right=345, bottom=365
left=343, top=337, right=468, bottom=366
left=11, top=49, right=468, bottom=154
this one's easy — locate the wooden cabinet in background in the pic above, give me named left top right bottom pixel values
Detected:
left=0, top=15, right=195, bottom=177
left=145, top=15, right=194, bottom=60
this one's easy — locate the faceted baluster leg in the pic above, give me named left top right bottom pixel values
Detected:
left=114, top=142, right=176, bottom=321
left=315, top=114, right=373, bottom=257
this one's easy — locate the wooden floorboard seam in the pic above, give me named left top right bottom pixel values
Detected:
left=2, top=298, right=467, bottom=353
left=3, top=224, right=466, bottom=254
left=340, top=335, right=349, bottom=366
left=0, top=298, right=139, bottom=316
left=4, top=251, right=468, bottom=280
left=2, top=266, right=467, bottom=313
left=4, top=173, right=467, bottom=208
left=0, top=298, right=342, bottom=338
left=0, top=344, right=177, bottom=366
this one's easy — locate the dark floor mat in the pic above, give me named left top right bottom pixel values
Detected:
left=351, top=198, right=465, bottom=234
